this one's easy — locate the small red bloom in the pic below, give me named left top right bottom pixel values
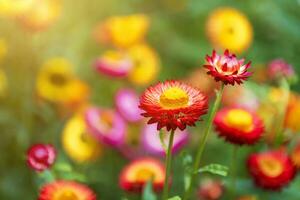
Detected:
left=214, top=107, right=264, bottom=145
left=267, top=58, right=294, bottom=79
left=27, top=144, right=56, bottom=172
left=197, top=179, right=224, bottom=200
left=247, top=150, right=296, bottom=190
left=204, top=49, right=252, bottom=85
left=38, top=180, right=96, bottom=200
left=119, top=157, right=166, bottom=193
left=139, top=80, right=208, bottom=131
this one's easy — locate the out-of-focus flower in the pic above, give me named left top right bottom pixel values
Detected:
left=285, top=95, right=300, bottom=133
left=291, top=142, right=300, bottom=169
left=186, top=68, right=219, bottom=97
left=94, top=50, right=133, bottom=78
left=214, top=107, right=264, bottom=145
left=119, top=157, right=165, bottom=193
left=0, top=69, right=7, bottom=97
left=247, top=150, right=296, bottom=190
left=204, top=49, right=252, bottom=85
left=141, top=123, right=189, bottom=156
left=94, top=14, right=149, bottom=48
left=197, top=179, right=224, bottom=200
left=206, top=7, right=253, bottom=54
left=0, top=39, right=7, bottom=61
left=128, top=44, right=160, bottom=86
left=139, top=80, right=208, bottom=131
left=0, top=0, right=34, bottom=18
left=17, top=0, right=61, bottom=31
left=27, top=144, right=56, bottom=172
left=62, top=114, right=101, bottom=163
left=38, top=180, right=96, bottom=200
left=267, top=59, right=295, bottom=80
left=115, top=88, right=142, bottom=122
left=85, top=107, right=127, bottom=147
left=236, top=195, right=258, bottom=200
left=36, top=57, right=89, bottom=106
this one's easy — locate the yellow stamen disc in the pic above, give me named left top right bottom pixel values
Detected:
left=55, top=189, right=79, bottom=200
left=224, top=109, right=253, bottom=132
left=160, top=87, right=189, bottom=109
left=258, top=157, right=283, bottom=178
left=136, top=168, right=155, bottom=182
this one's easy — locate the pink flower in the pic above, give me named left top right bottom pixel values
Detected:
left=27, top=144, right=56, bottom=172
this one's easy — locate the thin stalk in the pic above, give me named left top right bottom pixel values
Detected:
left=162, top=129, right=175, bottom=200
left=183, top=84, right=225, bottom=200
left=230, top=146, right=238, bottom=199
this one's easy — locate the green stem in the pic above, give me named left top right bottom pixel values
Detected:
left=162, top=129, right=175, bottom=200
left=183, top=84, right=225, bottom=200
left=230, top=146, right=238, bottom=199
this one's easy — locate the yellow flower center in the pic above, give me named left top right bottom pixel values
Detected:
left=49, top=72, right=69, bottom=86
left=99, top=111, right=114, bottom=133
left=160, top=87, right=189, bottom=109
left=135, top=168, right=154, bottom=182
left=224, top=109, right=253, bottom=132
left=258, top=156, right=283, bottom=178
left=55, top=189, right=79, bottom=200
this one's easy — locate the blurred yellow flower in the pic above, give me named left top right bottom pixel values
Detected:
left=17, top=0, right=61, bottom=31
left=97, top=14, right=149, bottom=48
left=0, top=69, right=7, bottom=96
left=62, top=114, right=102, bottom=163
left=36, top=57, right=89, bottom=106
left=127, top=44, right=160, bottom=86
left=0, top=39, right=7, bottom=61
left=0, top=0, right=34, bottom=17
left=206, top=7, right=253, bottom=53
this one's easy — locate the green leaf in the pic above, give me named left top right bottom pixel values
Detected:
left=168, top=196, right=182, bottom=200
left=142, top=179, right=157, bottom=200
left=197, top=164, right=228, bottom=177
left=159, top=130, right=167, bottom=152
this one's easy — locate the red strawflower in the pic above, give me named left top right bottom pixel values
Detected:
left=27, top=144, right=56, bottom=172
left=119, top=157, right=166, bottom=193
left=38, top=180, right=96, bottom=200
left=139, top=80, right=208, bottom=131
left=204, top=49, right=252, bottom=85
left=267, top=58, right=295, bottom=79
left=197, top=179, right=224, bottom=200
left=214, top=107, right=264, bottom=145
left=247, top=150, right=296, bottom=190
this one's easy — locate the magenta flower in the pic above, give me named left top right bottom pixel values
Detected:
left=267, top=59, right=295, bottom=79
left=85, top=107, right=127, bottom=147
left=141, top=124, right=189, bottom=156
left=27, top=144, right=56, bottom=172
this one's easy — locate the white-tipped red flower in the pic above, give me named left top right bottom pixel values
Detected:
left=27, top=144, right=56, bottom=172
left=139, top=80, right=208, bottom=131
left=141, top=124, right=189, bottom=156
left=85, top=107, right=127, bottom=147
left=214, top=107, right=264, bottom=145
left=115, top=88, right=142, bottom=122
left=204, top=49, right=252, bottom=85
left=94, top=50, right=133, bottom=77
left=119, top=157, right=166, bottom=193
left=247, top=150, right=296, bottom=190
left=38, top=180, right=96, bottom=200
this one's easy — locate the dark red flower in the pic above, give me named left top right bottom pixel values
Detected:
left=38, top=180, right=96, bottom=200
left=119, top=157, right=166, bottom=193
left=204, top=49, right=252, bottom=85
left=214, top=107, right=264, bottom=145
left=27, top=144, right=56, bottom=172
left=139, top=80, right=208, bottom=131
left=247, top=150, right=296, bottom=190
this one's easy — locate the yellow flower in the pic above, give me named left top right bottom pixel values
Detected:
left=17, top=0, right=61, bottom=31
left=0, top=69, right=7, bottom=96
left=0, top=39, right=7, bottom=61
left=0, top=0, right=34, bottom=17
left=127, top=44, right=160, bottom=86
left=285, top=95, right=300, bottom=133
left=62, top=114, right=102, bottom=163
left=99, top=14, right=149, bottom=48
left=36, top=57, right=89, bottom=105
left=206, top=7, right=253, bottom=53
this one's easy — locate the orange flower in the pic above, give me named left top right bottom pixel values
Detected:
left=291, top=142, right=300, bottom=168
left=139, top=80, right=208, bottom=131
left=38, top=180, right=96, bottom=200
left=119, top=157, right=165, bottom=193
left=247, top=150, right=296, bottom=190
left=214, top=107, right=264, bottom=145
left=285, top=95, right=300, bottom=133
left=204, top=49, right=252, bottom=85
